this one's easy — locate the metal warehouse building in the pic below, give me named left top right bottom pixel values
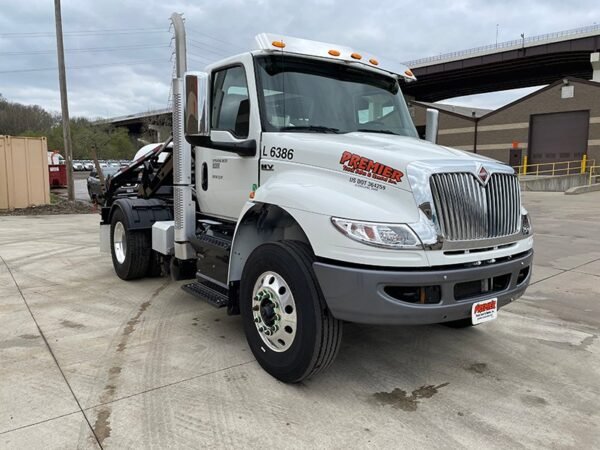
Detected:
left=410, top=77, right=600, bottom=166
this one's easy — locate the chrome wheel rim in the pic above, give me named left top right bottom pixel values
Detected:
left=252, top=271, right=297, bottom=353
left=113, top=221, right=126, bottom=264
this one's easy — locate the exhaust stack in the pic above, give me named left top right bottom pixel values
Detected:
left=170, top=13, right=195, bottom=260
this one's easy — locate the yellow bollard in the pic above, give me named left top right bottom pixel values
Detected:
left=523, top=155, right=528, bottom=175
left=581, top=154, right=587, bottom=174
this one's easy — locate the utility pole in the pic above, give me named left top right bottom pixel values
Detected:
left=54, top=0, right=74, bottom=201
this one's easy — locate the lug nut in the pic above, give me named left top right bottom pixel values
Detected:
left=254, top=317, right=261, bottom=323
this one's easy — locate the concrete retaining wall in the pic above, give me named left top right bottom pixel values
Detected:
left=519, top=174, right=589, bottom=192
left=565, top=183, right=600, bottom=195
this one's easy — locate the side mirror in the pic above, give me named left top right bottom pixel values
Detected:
left=208, top=131, right=256, bottom=157
left=425, top=108, right=439, bottom=144
left=184, top=72, right=209, bottom=138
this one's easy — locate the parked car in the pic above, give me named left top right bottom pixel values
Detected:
left=87, top=166, right=120, bottom=201
left=73, top=161, right=84, bottom=171
left=84, top=161, right=94, bottom=171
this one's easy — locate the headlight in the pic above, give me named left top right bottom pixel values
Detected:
left=331, top=217, right=423, bottom=249
left=521, top=206, right=532, bottom=235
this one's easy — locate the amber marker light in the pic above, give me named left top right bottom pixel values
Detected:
left=350, top=52, right=362, bottom=60
left=328, top=49, right=341, bottom=56
left=405, top=69, right=414, bottom=77
left=369, top=58, right=379, bottom=65
left=272, top=40, right=286, bottom=49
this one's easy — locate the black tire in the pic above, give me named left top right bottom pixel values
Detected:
left=240, top=241, right=342, bottom=383
left=443, top=318, right=475, bottom=328
left=110, top=208, right=151, bottom=280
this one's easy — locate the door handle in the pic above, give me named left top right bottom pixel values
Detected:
left=201, top=162, right=208, bottom=191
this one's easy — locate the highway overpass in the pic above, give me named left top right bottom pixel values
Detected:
left=402, top=24, right=600, bottom=101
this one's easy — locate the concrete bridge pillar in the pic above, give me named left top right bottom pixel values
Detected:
left=592, top=52, right=600, bottom=82
left=148, top=124, right=171, bottom=142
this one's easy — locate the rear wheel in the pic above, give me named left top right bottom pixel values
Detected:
left=240, top=241, right=342, bottom=383
left=110, top=208, right=151, bottom=280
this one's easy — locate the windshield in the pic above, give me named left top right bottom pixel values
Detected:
left=254, top=54, right=418, bottom=137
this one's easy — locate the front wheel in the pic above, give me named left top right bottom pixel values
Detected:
left=240, top=241, right=342, bottom=383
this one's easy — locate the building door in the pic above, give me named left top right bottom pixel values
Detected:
left=529, top=110, right=589, bottom=164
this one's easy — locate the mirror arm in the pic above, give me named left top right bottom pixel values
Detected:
left=185, top=135, right=256, bottom=157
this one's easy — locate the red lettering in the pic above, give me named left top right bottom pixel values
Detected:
left=340, top=151, right=352, bottom=164
left=366, top=160, right=380, bottom=173
left=475, top=300, right=496, bottom=314
left=391, top=170, right=404, bottom=182
left=339, top=151, right=403, bottom=185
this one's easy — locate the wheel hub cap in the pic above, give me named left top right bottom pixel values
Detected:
left=113, top=221, right=126, bottom=264
left=252, top=271, right=297, bottom=352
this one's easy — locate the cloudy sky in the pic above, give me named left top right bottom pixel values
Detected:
left=1, top=0, right=598, bottom=118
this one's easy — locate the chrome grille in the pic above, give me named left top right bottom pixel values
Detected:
left=430, top=172, right=521, bottom=241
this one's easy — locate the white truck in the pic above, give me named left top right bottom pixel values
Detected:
left=100, top=14, right=533, bottom=383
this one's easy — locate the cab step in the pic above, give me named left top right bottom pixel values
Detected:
left=182, top=280, right=228, bottom=308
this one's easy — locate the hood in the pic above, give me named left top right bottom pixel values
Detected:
left=262, top=131, right=505, bottom=191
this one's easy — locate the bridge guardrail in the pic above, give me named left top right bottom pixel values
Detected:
left=404, top=23, right=600, bottom=67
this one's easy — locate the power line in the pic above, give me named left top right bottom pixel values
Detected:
left=0, top=27, right=168, bottom=38
left=188, top=40, right=233, bottom=58
left=187, top=30, right=248, bottom=52
left=0, top=43, right=169, bottom=56
left=188, top=52, right=221, bottom=63
left=0, top=58, right=167, bottom=74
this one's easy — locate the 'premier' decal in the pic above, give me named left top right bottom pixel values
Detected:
left=339, top=151, right=404, bottom=184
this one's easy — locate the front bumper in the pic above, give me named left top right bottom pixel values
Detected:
left=313, top=250, right=533, bottom=325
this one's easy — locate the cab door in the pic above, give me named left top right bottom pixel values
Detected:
left=195, top=57, right=261, bottom=221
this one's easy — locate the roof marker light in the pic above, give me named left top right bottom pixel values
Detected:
left=272, top=40, right=286, bottom=49
left=328, top=49, right=341, bottom=56
left=350, top=52, right=362, bottom=60
left=405, top=69, right=414, bottom=77
left=369, top=58, right=379, bottom=65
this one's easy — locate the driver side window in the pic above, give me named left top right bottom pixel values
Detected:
left=211, top=66, right=250, bottom=139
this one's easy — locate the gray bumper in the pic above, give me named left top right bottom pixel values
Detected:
left=313, top=250, right=533, bottom=325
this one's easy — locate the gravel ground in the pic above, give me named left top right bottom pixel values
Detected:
left=0, top=194, right=96, bottom=216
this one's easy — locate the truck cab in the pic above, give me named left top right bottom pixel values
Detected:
left=100, top=25, right=533, bottom=383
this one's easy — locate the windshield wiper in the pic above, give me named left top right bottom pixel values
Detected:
left=356, top=128, right=400, bottom=135
left=279, top=125, right=342, bottom=134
